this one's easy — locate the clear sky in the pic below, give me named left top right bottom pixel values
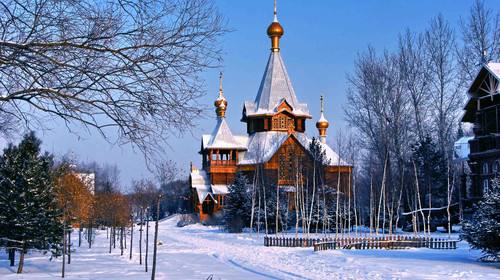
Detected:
left=6, top=0, right=496, bottom=191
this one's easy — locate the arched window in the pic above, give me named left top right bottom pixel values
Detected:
left=482, top=162, right=489, bottom=175
left=493, top=160, right=500, bottom=174
left=483, top=179, right=489, bottom=195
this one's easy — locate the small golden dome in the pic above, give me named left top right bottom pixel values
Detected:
left=215, top=72, right=227, bottom=118
left=214, top=98, right=227, bottom=109
left=267, top=21, right=284, bottom=38
left=316, top=119, right=329, bottom=129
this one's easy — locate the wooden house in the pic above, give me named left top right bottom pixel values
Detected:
left=461, top=62, right=500, bottom=204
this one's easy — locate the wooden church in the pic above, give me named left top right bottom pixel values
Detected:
left=189, top=5, right=352, bottom=221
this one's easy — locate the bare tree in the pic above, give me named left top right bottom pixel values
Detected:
left=425, top=14, right=462, bottom=157
left=0, top=0, right=225, bottom=161
left=458, top=0, right=500, bottom=82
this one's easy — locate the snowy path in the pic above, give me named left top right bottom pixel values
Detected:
left=1, top=216, right=499, bottom=279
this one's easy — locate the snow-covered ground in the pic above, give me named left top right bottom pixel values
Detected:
left=1, top=216, right=499, bottom=279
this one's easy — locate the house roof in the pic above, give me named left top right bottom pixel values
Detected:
left=202, top=118, right=247, bottom=150
left=190, top=169, right=229, bottom=204
left=462, top=62, right=500, bottom=122
left=243, top=51, right=311, bottom=118
left=190, top=169, right=213, bottom=204
left=238, top=131, right=349, bottom=166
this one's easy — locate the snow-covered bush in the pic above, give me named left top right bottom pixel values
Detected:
left=176, top=214, right=200, bottom=227
left=461, top=177, right=500, bottom=262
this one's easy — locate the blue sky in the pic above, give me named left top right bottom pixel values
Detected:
left=13, top=0, right=496, bottom=190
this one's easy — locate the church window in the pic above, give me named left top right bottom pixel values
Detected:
left=272, top=114, right=294, bottom=131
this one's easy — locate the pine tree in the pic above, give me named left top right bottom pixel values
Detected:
left=0, top=132, right=63, bottom=273
left=461, top=177, right=500, bottom=262
left=223, top=172, right=250, bottom=233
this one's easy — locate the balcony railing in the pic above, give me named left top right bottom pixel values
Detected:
left=209, top=160, right=236, bottom=166
left=469, top=134, right=500, bottom=154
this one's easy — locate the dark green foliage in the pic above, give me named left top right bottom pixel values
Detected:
left=461, top=177, right=500, bottom=262
left=308, top=137, right=331, bottom=167
left=223, top=172, right=250, bottom=233
left=0, top=132, right=63, bottom=256
left=411, top=136, right=448, bottom=207
left=160, top=179, right=191, bottom=216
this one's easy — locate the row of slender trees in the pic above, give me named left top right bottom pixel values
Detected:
left=0, top=132, right=178, bottom=277
left=222, top=1, right=499, bottom=239
left=342, top=0, right=499, bottom=236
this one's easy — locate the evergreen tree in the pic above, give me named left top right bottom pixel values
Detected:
left=461, top=177, right=500, bottom=262
left=411, top=136, right=448, bottom=207
left=0, top=132, right=63, bottom=273
left=223, top=172, right=250, bottom=233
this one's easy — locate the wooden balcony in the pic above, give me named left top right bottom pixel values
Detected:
left=208, top=160, right=237, bottom=173
left=469, top=134, right=500, bottom=155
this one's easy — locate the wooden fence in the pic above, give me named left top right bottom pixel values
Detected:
left=263, top=235, right=458, bottom=251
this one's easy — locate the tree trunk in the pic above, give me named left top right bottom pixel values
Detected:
left=17, top=246, right=25, bottom=274
left=62, top=226, right=66, bottom=277
left=8, top=248, right=15, bottom=266
left=139, top=209, right=143, bottom=265
left=145, top=215, right=149, bottom=272
left=109, top=227, right=112, bottom=253
left=151, top=198, right=161, bottom=280
left=120, top=227, right=124, bottom=256
left=78, top=224, right=82, bottom=247
left=68, top=229, right=71, bottom=264
left=88, top=221, right=92, bottom=249
left=130, top=221, right=134, bottom=260
left=275, top=179, right=280, bottom=234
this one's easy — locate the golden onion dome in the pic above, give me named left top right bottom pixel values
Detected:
left=316, top=115, right=329, bottom=129
left=214, top=97, right=227, bottom=109
left=267, top=21, right=284, bottom=38
left=316, top=95, right=329, bottom=129
left=215, top=72, right=227, bottom=118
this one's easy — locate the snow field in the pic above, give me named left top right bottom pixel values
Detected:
left=1, top=215, right=499, bottom=279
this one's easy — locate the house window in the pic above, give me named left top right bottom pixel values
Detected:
left=272, top=114, right=294, bottom=131
left=493, top=160, right=500, bottom=174
left=482, top=162, right=489, bottom=175
left=483, top=179, right=489, bottom=195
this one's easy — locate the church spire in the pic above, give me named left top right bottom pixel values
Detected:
left=214, top=72, right=227, bottom=118
left=316, top=95, right=329, bottom=144
left=267, top=0, right=284, bottom=52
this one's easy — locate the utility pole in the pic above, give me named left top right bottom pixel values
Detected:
left=151, top=194, right=163, bottom=280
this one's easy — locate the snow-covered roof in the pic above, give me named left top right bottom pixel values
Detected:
left=202, top=118, right=247, bottom=150
left=486, top=62, right=500, bottom=79
left=190, top=169, right=213, bottom=203
left=238, top=131, right=348, bottom=166
left=243, top=51, right=310, bottom=118
left=190, top=169, right=230, bottom=203
left=211, top=184, right=229, bottom=195
left=462, top=62, right=500, bottom=122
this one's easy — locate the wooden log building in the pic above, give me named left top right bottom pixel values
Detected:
left=461, top=62, right=500, bottom=206
left=189, top=6, right=352, bottom=221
